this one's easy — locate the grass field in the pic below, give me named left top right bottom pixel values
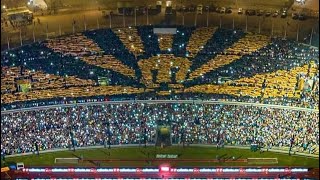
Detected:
left=1, top=146, right=319, bottom=168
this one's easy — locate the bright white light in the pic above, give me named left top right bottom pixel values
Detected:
left=119, top=168, right=136, bottom=172
left=142, top=168, right=159, bottom=172
left=268, top=168, right=285, bottom=172
left=291, top=168, right=308, bottom=172
left=199, top=168, right=216, bottom=172
left=96, top=169, right=113, bottom=172
left=246, top=168, right=262, bottom=172
left=27, top=168, right=45, bottom=172
left=223, top=168, right=240, bottom=172
left=52, top=168, right=69, bottom=172
left=176, top=168, right=193, bottom=172
left=160, top=166, right=170, bottom=172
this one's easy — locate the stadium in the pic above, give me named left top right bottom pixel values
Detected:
left=1, top=0, right=319, bottom=179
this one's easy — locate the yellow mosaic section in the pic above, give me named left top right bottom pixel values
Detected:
left=1, top=67, right=95, bottom=94
left=185, top=84, right=261, bottom=98
left=226, top=62, right=318, bottom=99
left=113, top=28, right=144, bottom=56
left=186, top=62, right=318, bottom=99
left=158, top=34, right=174, bottom=51
left=138, top=54, right=191, bottom=87
left=186, top=27, right=217, bottom=57
left=188, top=34, right=270, bottom=80
left=1, top=86, right=147, bottom=104
left=82, top=55, right=136, bottom=78
left=45, top=34, right=103, bottom=56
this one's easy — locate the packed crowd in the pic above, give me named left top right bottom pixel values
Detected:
left=185, top=37, right=319, bottom=109
left=1, top=103, right=318, bottom=155
left=188, top=28, right=245, bottom=71
left=84, top=29, right=138, bottom=69
left=171, top=26, right=195, bottom=57
left=1, top=42, right=135, bottom=86
left=1, top=26, right=319, bottom=110
left=190, top=38, right=319, bottom=84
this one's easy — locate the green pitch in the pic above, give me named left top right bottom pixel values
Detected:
left=1, top=146, right=318, bottom=167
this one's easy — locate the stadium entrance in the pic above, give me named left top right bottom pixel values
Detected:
left=155, top=124, right=172, bottom=147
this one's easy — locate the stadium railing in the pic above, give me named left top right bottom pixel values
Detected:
left=5, top=144, right=319, bottom=159
left=1, top=99, right=318, bottom=115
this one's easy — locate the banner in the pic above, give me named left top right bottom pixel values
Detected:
left=1, top=167, right=9, bottom=173
left=17, top=79, right=31, bottom=92
left=218, top=76, right=231, bottom=84
left=98, top=76, right=109, bottom=86
left=156, top=154, right=178, bottom=159
left=153, top=28, right=177, bottom=34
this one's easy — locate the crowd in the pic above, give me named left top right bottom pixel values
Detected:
left=172, top=26, right=195, bottom=57
left=190, top=38, right=319, bottom=84
left=137, top=26, right=161, bottom=58
left=84, top=29, right=139, bottom=70
left=188, top=28, right=245, bottom=71
left=1, top=103, right=318, bottom=155
left=185, top=37, right=319, bottom=109
left=187, top=33, right=271, bottom=80
left=0, top=26, right=318, bottom=110
left=1, top=42, right=135, bottom=86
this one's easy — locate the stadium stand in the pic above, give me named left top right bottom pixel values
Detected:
left=0, top=26, right=318, bottom=110
left=1, top=26, right=318, bottom=160
left=188, top=34, right=271, bottom=80
left=138, top=54, right=191, bottom=86
left=172, top=26, right=194, bottom=57
left=137, top=26, right=161, bottom=58
left=1, top=103, right=318, bottom=156
left=158, top=34, right=174, bottom=52
left=113, top=27, right=145, bottom=57
left=186, top=27, right=217, bottom=57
